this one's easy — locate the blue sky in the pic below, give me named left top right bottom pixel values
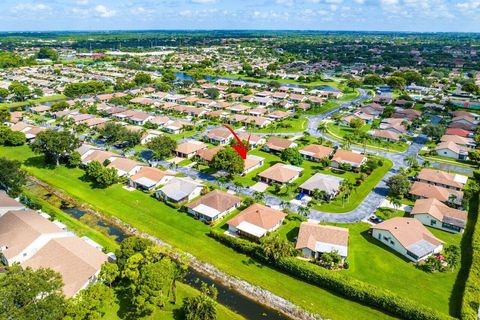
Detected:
left=1, top=0, right=480, bottom=32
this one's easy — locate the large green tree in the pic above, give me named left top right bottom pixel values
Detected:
left=280, top=148, right=303, bottom=166
left=182, top=283, right=218, bottom=320
left=0, top=157, right=27, bottom=197
left=386, top=173, right=411, bottom=198
left=0, top=264, right=66, bottom=320
left=64, top=283, right=114, bottom=320
left=146, top=135, right=177, bottom=160
left=37, top=47, right=59, bottom=61
left=9, top=82, right=30, bottom=101
left=30, top=129, right=80, bottom=165
left=211, top=146, right=244, bottom=175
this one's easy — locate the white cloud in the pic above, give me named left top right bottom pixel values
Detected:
left=12, top=3, right=51, bottom=13
left=94, top=4, right=116, bottom=18
left=457, top=0, right=480, bottom=10
left=76, top=0, right=89, bottom=5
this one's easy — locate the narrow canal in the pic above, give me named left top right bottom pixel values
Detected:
left=61, top=206, right=289, bottom=320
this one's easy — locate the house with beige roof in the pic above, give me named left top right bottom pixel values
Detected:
left=22, top=236, right=108, bottom=297
left=440, top=134, right=475, bottom=148
left=186, top=190, right=241, bottom=223
left=258, top=163, right=303, bottom=185
left=416, top=168, right=468, bottom=191
left=80, top=149, right=118, bottom=166
left=207, top=127, right=234, bottom=145
left=435, top=141, right=468, bottom=160
left=299, top=173, right=344, bottom=199
left=409, top=181, right=464, bottom=206
left=175, top=140, right=208, bottom=159
left=128, top=166, right=175, bottom=191
left=264, top=137, right=297, bottom=153
left=197, top=146, right=224, bottom=162
left=331, top=150, right=366, bottom=169
left=295, top=222, right=349, bottom=259
left=227, top=203, right=286, bottom=239
left=300, top=144, right=334, bottom=162
left=369, top=129, right=401, bottom=142
left=0, top=191, right=25, bottom=216
left=0, top=210, right=70, bottom=265
left=243, top=155, right=265, bottom=175
left=411, top=198, right=467, bottom=233
left=371, top=217, right=444, bottom=263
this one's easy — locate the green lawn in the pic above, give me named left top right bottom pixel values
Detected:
left=303, top=100, right=340, bottom=115
left=216, top=72, right=342, bottom=88
left=419, top=152, right=477, bottom=170
left=2, top=145, right=395, bottom=320
left=277, top=218, right=463, bottom=316
left=326, top=122, right=409, bottom=153
left=250, top=117, right=308, bottom=133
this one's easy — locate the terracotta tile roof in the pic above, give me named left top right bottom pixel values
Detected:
left=175, top=141, right=208, bottom=155
left=228, top=203, right=286, bottom=230
left=197, top=146, right=223, bottom=162
left=130, top=166, right=173, bottom=184
left=409, top=181, right=464, bottom=204
left=411, top=198, right=467, bottom=228
left=265, top=137, right=296, bottom=151
left=295, top=222, right=349, bottom=253
left=186, top=189, right=241, bottom=213
left=331, top=150, right=366, bottom=166
left=417, top=168, right=467, bottom=189
left=371, top=217, right=443, bottom=249
left=258, top=163, right=303, bottom=183
left=300, top=144, right=333, bottom=160
left=22, top=237, right=108, bottom=297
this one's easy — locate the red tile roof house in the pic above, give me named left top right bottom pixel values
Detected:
left=445, top=128, right=474, bottom=138
left=300, top=144, right=334, bottom=162
left=371, top=217, right=444, bottom=263
left=196, top=146, right=224, bottom=163
left=186, top=190, right=241, bottom=223
left=295, top=222, right=349, bottom=259
left=410, top=198, right=468, bottom=233
left=369, top=129, right=401, bottom=142
left=409, top=181, right=464, bottom=207
left=227, top=203, right=286, bottom=240
left=206, top=128, right=234, bottom=146
left=258, top=163, right=303, bottom=185
left=128, top=166, right=175, bottom=191
left=263, top=137, right=298, bottom=153
left=174, top=140, right=208, bottom=159
left=416, top=168, right=468, bottom=191
left=330, top=150, right=367, bottom=169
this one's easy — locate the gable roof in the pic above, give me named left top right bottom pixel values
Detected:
left=409, top=181, right=464, bottom=204
left=295, top=222, right=349, bottom=256
left=417, top=168, right=468, bottom=189
left=186, top=190, right=241, bottom=215
left=411, top=198, right=467, bottom=228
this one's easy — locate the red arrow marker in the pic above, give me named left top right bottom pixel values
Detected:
left=223, top=124, right=250, bottom=160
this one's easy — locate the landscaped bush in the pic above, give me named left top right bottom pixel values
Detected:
left=461, top=193, right=480, bottom=320
left=210, top=229, right=453, bottom=320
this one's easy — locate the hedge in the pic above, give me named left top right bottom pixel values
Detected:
left=461, top=193, right=480, bottom=320
left=210, top=229, right=453, bottom=320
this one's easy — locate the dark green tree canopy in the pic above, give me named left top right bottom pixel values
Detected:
left=30, top=129, right=81, bottom=165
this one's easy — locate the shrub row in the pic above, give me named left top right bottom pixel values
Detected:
left=209, top=229, right=452, bottom=320
left=461, top=193, right=480, bottom=320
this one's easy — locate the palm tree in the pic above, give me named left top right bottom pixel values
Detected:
left=317, top=122, right=327, bottom=134
left=448, top=194, right=458, bottom=205
left=423, top=160, right=431, bottom=168
left=253, top=191, right=264, bottom=203
left=343, top=135, right=353, bottom=150
left=297, top=206, right=310, bottom=217
left=391, top=197, right=402, bottom=214
left=405, top=155, right=417, bottom=168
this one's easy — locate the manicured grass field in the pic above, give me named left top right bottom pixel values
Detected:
left=2, top=145, right=396, bottom=320
left=277, top=218, right=463, bottom=316
left=250, top=117, right=308, bottom=133
left=0, top=94, right=66, bottom=110
left=326, top=122, right=409, bottom=152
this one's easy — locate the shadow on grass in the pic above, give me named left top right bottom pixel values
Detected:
left=448, top=195, right=478, bottom=317
left=359, top=230, right=412, bottom=263
left=285, top=226, right=299, bottom=242
left=24, top=155, right=56, bottom=170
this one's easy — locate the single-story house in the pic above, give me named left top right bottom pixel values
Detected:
left=243, top=155, right=265, bottom=175
left=227, top=203, right=286, bottom=239
left=331, top=150, right=366, bottom=169
left=196, top=146, right=224, bottom=162
left=369, top=129, right=401, bottom=142
left=416, top=168, right=467, bottom=191
left=409, top=181, right=464, bottom=206
left=155, top=177, right=204, bottom=203
left=371, top=217, right=444, bottom=263
left=264, top=137, right=297, bottom=153
left=0, top=191, right=25, bottom=216
left=175, top=141, right=208, bottom=159
left=299, top=144, right=334, bottom=162
left=295, top=222, right=349, bottom=259
left=258, top=163, right=303, bottom=185
left=411, top=198, right=468, bottom=233
left=206, top=128, right=234, bottom=145
left=128, top=166, right=175, bottom=191
left=106, top=158, right=143, bottom=177
left=435, top=141, right=468, bottom=160
left=298, top=173, right=344, bottom=199
left=186, top=189, right=241, bottom=223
